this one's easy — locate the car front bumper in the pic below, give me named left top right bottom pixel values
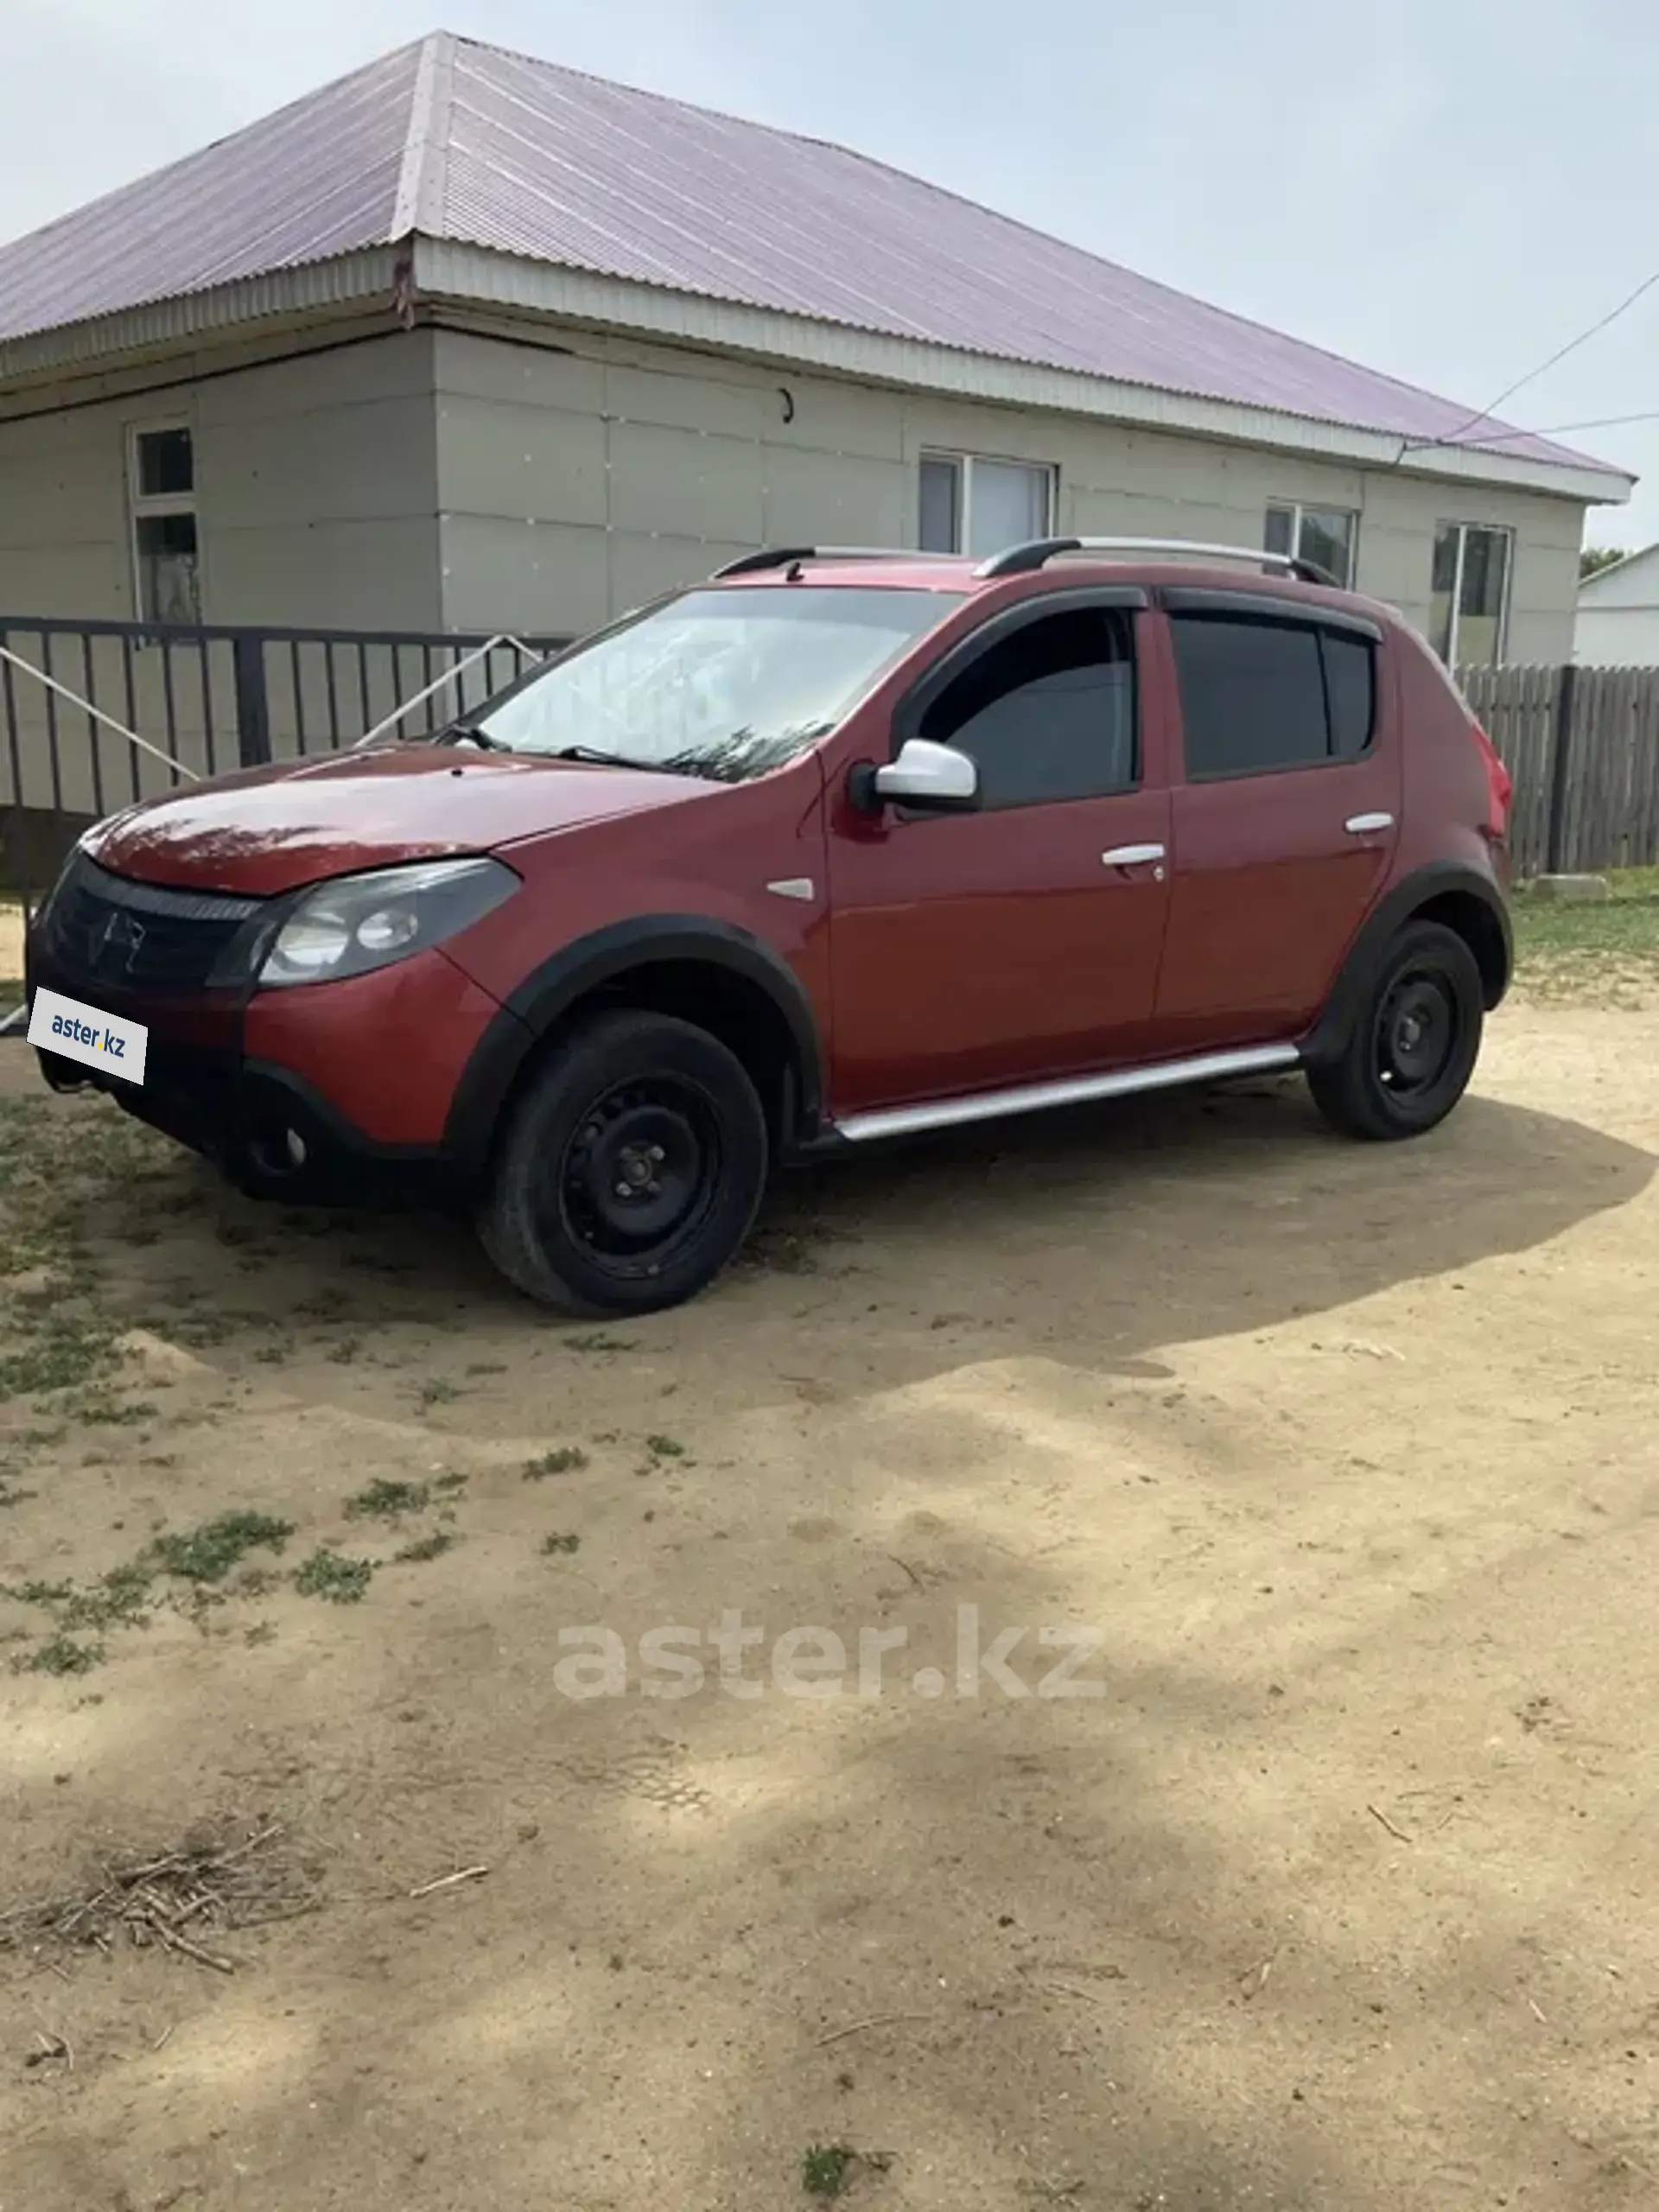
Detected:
left=26, top=931, right=512, bottom=1208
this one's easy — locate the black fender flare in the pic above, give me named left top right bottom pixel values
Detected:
left=1301, top=861, right=1512, bottom=1066
left=442, top=915, right=826, bottom=1176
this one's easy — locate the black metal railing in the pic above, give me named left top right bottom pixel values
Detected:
left=1, top=616, right=566, bottom=917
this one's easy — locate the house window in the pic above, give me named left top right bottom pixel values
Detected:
left=1264, top=501, right=1357, bottom=587
left=918, top=453, right=1054, bottom=560
left=1429, top=522, right=1510, bottom=667
left=129, top=424, right=200, bottom=624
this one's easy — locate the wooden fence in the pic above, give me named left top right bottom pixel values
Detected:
left=1459, top=663, right=1659, bottom=878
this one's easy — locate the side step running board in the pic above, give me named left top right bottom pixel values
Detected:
left=833, top=1043, right=1301, bottom=1144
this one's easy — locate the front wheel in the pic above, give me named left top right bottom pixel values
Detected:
left=1307, top=920, right=1484, bottom=1141
left=477, top=1009, right=769, bottom=1313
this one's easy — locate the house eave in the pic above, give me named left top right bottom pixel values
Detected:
left=0, top=239, right=1636, bottom=508
left=0, top=248, right=403, bottom=393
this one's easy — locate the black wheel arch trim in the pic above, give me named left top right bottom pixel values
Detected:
left=443, top=915, right=826, bottom=1176
left=1302, top=861, right=1511, bottom=1065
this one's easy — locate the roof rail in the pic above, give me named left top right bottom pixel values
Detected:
left=710, top=545, right=918, bottom=579
left=976, top=537, right=1341, bottom=588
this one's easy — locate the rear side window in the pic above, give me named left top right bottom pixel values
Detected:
left=918, top=607, right=1136, bottom=807
left=1172, top=613, right=1375, bottom=779
left=1320, top=631, right=1376, bottom=759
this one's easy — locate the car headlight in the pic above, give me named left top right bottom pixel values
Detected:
left=257, top=857, right=519, bottom=989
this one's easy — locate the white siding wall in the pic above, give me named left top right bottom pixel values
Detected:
left=433, top=325, right=1590, bottom=664
left=0, top=329, right=443, bottom=630
left=0, top=332, right=445, bottom=813
left=1575, top=602, right=1659, bottom=666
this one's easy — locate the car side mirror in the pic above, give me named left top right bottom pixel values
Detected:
left=856, top=737, right=980, bottom=815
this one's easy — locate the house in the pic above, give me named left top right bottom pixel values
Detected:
left=1575, top=544, right=1659, bottom=664
left=0, top=31, right=1636, bottom=674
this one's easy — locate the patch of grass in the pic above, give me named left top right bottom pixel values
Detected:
left=801, top=2145, right=855, bottom=2199
left=465, top=1360, right=506, bottom=1376
left=417, top=1377, right=462, bottom=1409
left=1, top=1578, right=73, bottom=1606
left=56, top=1563, right=154, bottom=1634
left=523, top=1446, right=588, bottom=1479
left=16, top=1634, right=105, bottom=1677
left=396, top=1530, right=455, bottom=1564
left=567, top=1332, right=638, bottom=1354
left=1512, top=868, right=1659, bottom=988
left=0, top=1480, right=37, bottom=1510
left=645, top=1433, right=686, bottom=1460
left=0, top=1316, right=119, bottom=1400
left=433, top=1471, right=469, bottom=1497
left=540, top=1531, right=581, bottom=1555
left=327, top=1336, right=364, bottom=1365
left=150, top=1511, right=295, bottom=1585
left=73, top=1396, right=157, bottom=1427
left=252, top=1346, right=288, bottom=1366
left=344, top=1478, right=430, bottom=1520
left=294, top=1548, right=374, bottom=1603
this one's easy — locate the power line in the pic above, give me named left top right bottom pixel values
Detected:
left=1441, top=407, right=1659, bottom=450
left=1404, top=264, right=1659, bottom=455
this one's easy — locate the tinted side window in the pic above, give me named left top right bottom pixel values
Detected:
left=918, top=608, right=1135, bottom=808
left=1171, top=613, right=1376, bottom=779
left=1321, top=631, right=1375, bottom=759
left=1172, top=616, right=1327, bottom=779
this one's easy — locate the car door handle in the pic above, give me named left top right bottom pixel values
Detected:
left=1101, top=843, right=1166, bottom=867
left=1344, top=812, right=1395, bottom=835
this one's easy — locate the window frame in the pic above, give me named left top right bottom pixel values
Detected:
left=888, top=584, right=1149, bottom=812
left=1162, top=593, right=1381, bottom=785
left=1430, top=519, right=1513, bottom=666
left=1264, top=499, right=1358, bottom=588
left=127, top=420, right=201, bottom=626
left=918, top=449, right=1057, bottom=559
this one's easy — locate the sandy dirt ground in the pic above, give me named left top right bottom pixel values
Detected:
left=1, top=993, right=1656, bottom=2211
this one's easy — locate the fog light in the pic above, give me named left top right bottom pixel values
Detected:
left=285, top=1128, right=308, bottom=1168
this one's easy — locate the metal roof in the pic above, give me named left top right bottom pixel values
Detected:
left=0, top=31, right=1613, bottom=477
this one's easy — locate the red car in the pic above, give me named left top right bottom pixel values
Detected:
left=28, top=537, right=1513, bottom=1315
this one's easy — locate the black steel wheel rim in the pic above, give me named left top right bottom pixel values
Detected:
left=1374, top=966, right=1459, bottom=1096
left=556, top=1076, right=723, bottom=1279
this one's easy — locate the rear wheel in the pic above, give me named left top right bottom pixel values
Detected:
left=478, top=1008, right=769, bottom=1313
left=1307, top=919, right=1484, bottom=1141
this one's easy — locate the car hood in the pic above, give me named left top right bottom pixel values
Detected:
left=82, top=746, right=709, bottom=895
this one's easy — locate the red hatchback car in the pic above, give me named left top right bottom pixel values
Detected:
left=28, top=536, right=1514, bottom=1314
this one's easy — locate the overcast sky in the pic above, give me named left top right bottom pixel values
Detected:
left=6, top=0, right=1657, bottom=545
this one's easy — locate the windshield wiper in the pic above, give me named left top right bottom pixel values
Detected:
left=546, top=744, right=650, bottom=768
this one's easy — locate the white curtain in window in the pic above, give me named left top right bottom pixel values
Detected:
left=968, top=461, right=1050, bottom=558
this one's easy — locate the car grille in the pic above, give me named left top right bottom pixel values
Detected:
left=41, top=853, right=266, bottom=994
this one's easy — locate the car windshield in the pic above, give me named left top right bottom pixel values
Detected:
left=470, top=585, right=962, bottom=782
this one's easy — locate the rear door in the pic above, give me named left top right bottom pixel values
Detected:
left=1151, top=592, right=1401, bottom=1053
left=826, top=593, right=1173, bottom=1112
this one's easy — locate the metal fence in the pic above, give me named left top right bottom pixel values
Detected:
left=1, top=616, right=565, bottom=913
left=1459, top=663, right=1659, bottom=879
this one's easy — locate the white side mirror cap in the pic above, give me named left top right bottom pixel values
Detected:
left=871, top=737, right=980, bottom=811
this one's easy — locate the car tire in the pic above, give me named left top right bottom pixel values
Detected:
left=477, top=1008, right=769, bottom=1314
left=1307, top=919, right=1484, bottom=1141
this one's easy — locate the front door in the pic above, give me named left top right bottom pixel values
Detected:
left=827, top=599, right=1173, bottom=1114
left=1151, top=596, right=1402, bottom=1054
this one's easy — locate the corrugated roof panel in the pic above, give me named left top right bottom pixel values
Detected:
left=0, top=43, right=423, bottom=342
left=0, top=29, right=1605, bottom=476
left=436, top=41, right=1594, bottom=471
